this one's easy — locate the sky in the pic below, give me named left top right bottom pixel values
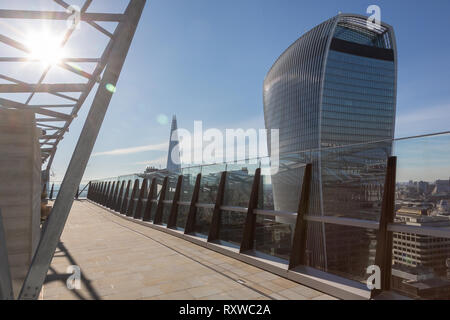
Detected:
left=1, top=0, right=449, bottom=182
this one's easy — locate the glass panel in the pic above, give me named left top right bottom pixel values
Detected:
left=305, top=221, right=377, bottom=283
left=259, top=157, right=274, bottom=210
left=270, top=151, right=311, bottom=213
left=194, top=207, right=213, bottom=237
left=321, top=141, right=390, bottom=221
left=180, top=167, right=201, bottom=202
left=165, top=174, right=179, bottom=201
left=155, top=175, right=166, bottom=200
left=219, top=210, right=246, bottom=246
left=149, top=202, right=158, bottom=222
left=391, top=232, right=450, bottom=300
left=176, top=205, right=189, bottom=230
left=224, top=163, right=259, bottom=207
left=390, top=134, right=450, bottom=299
left=254, top=214, right=293, bottom=261
left=394, top=133, right=450, bottom=221
left=162, top=203, right=171, bottom=225
left=198, top=164, right=225, bottom=204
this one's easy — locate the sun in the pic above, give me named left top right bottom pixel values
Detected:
left=25, top=30, right=66, bottom=66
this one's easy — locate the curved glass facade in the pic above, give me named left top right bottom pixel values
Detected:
left=263, top=14, right=397, bottom=275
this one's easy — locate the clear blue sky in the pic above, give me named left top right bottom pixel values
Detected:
left=26, top=0, right=449, bottom=181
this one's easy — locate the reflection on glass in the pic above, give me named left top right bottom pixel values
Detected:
left=162, top=204, right=171, bottom=225
left=224, top=163, right=259, bottom=207
left=254, top=215, right=292, bottom=261
left=194, top=207, right=213, bottom=237
left=176, top=205, right=189, bottom=230
left=219, top=210, right=246, bottom=246
left=199, top=164, right=225, bottom=204
left=306, top=222, right=377, bottom=283
left=391, top=134, right=450, bottom=299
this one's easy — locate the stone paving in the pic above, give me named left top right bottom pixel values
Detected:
left=42, top=201, right=337, bottom=300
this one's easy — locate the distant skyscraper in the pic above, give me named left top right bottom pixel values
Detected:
left=166, top=115, right=181, bottom=173
left=263, top=14, right=397, bottom=278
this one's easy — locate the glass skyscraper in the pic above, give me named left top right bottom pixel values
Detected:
left=263, top=14, right=397, bottom=279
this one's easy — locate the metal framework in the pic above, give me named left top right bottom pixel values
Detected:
left=0, top=0, right=143, bottom=184
left=0, top=0, right=147, bottom=300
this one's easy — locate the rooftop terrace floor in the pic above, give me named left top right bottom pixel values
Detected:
left=42, top=201, right=337, bottom=300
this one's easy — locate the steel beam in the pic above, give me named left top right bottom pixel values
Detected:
left=208, top=172, right=227, bottom=242
left=0, top=83, right=87, bottom=93
left=0, top=57, right=100, bottom=63
left=167, top=176, right=183, bottom=228
left=289, top=163, right=312, bottom=269
left=372, top=156, right=397, bottom=298
left=0, top=10, right=125, bottom=22
left=184, top=174, right=202, bottom=234
left=18, top=0, right=146, bottom=300
left=53, top=0, right=113, bottom=37
left=240, top=168, right=261, bottom=252
left=0, top=97, right=73, bottom=121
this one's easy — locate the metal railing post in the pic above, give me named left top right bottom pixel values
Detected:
left=143, top=178, right=156, bottom=221
left=99, top=182, right=106, bottom=204
left=134, top=179, right=148, bottom=219
left=94, top=183, right=100, bottom=202
left=208, top=171, right=227, bottom=242
left=289, top=163, right=312, bottom=269
left=154, top=177, right=168, bottom=225
left=167, top=175, right=183, bottom=228
left=87, top=182, right=92, bottom=200
left=372, top=156, right=397, bottom=298
left=126, top=179, right=139, bottom=217
left=106, top=182, right=116, bottom=207
left=110, top=181, right=120, bottom=209
left=102, top=182, right=111, bottom=205
left=115, top=181, right=126, bottom=212
left=240, top=168, right=261, bottom=252
left=120, top=180, right=132, bottom=215
left=185, top=174, right=201, bottom=234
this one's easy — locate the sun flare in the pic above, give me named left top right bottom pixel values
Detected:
left=25, top=30, right=66, bottom=66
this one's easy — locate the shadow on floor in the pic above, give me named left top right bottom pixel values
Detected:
left=44, top=242, right=101, bottom=300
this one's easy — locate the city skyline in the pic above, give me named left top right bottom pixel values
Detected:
left=4, top=1, right=446, bottom=182
left=0, top=0, right=448, bottom=302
